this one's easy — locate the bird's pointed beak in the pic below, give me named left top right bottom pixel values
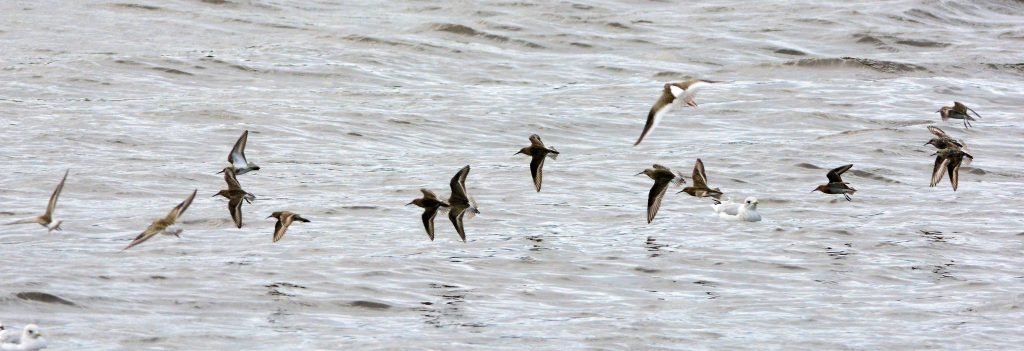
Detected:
left=811, top=189, right=818, bottom=193
left=634, top=172, right=643, bottom=176
left=266, top=215, right=274, bottom=219
left=405, top=201, right=414, bottom=206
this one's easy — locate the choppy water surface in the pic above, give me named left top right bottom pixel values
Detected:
left=2, top=0, right=1024, bottom=349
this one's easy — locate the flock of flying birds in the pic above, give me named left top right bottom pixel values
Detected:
left=3, top=80, right=983, bottom=247
left=0, top=79, right=986, bottom=349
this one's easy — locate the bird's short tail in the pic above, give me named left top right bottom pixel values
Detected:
left=547, top=147, right=559, bottom=160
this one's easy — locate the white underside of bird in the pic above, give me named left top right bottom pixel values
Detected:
left=711, top=197, right=761, bottom=222
left=1, top=324, right=47, bottom=351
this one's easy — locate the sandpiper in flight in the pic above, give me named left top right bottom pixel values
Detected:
left=637, top=164, right=685, bottom=223
left=634, top=79, right=717, bottom=146
left=812, top=164, right=857, bottom=201
left=407, top=188, right=449, bottom=241
left=930, top=147, right=973, bottom=191
left=514, top=134, right=560, bottom=192
left=218, top=130, right=260, bottom=175
left=214, top=167, right=256, bottom=228
left=268, top=211, right=310, bottom=243
left=6, top=170, right=69, bottom=233
left=447, top=165, right=479, bottom=242
left=678, top=158, right=723, bottom=199
left=937, top=101, right=981, bottom=128
left=122, top=189, right=197, bottom=251
left=924, top=126, right=964, bottom=150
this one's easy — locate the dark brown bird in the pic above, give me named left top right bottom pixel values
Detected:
left=407, top=188, right=449, bottom=241
left=635, top=79, right=718, bottom=146
left=267, top=211, right=310, bottom=243
left=447, top=165, right=479, bottom=242
left=937, top=101, right=981, bottom=128
left=637, top=164, right=685, bottom=223
left=514, top=134, right=560, bottom=192
left=924, top=126, right=964, bottom=150
left=122, top=189, right=197, bottom=251
left=930, top=147, right=973, bottom=191
left=213, top=167, right=256, bottom=228
left=812, top=164, right=856, bottom=201
left=5, top=169, right=69, bottom=233
left=678, top=158, right=723, bottom=199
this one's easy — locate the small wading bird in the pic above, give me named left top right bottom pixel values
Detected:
left=711, top=197, right=762, bottom=222
left=937, top=101, right=981, bottom=128
left=930, top=147, right=973, bottom=191
left=122, top=189, right=197, bottom=251
left=268, top=211, right=310, bottom=243
left=637, top=164, right=685, bottom=223
left=924, top=126, right=964, bottom=150
left=407, top=188, right=449, bottom=241
left=214, top=167, right=256, bottom=228
left=6, top=170, right=69, bottom=233
left=514, top=134, right=559, bottom=192
left=678, top=158, right=723, bottom=200
left=218, top=130, right=260, bottom=175
left=447, top=165, right=479, bottom=242
left=812, top=164, right=857, bottom=201
left=635, top=79, right=718, bottom=146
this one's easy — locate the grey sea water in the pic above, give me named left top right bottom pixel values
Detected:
left=2, top=0, right=1023, bottom=349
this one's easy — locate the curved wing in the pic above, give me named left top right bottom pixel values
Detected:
left=448, top=206, right=467, bottom=242
left=449, top=165, right=471, bottom=206
left=229, top=196, right=244, bottom=228
left=164, top=189, right=197, bottom=223
left=420, top=188, right=438, bottom=201
left=528, top=134, right=545, bottom=148
left=927, top=126, right=949, bottom=138
left=272, top=213, right=293, bottom=242
left=123, top=224, right=162, bottom=251
left=947, top=158, right=961, bottom=191
left=229, top=130, right=249, bottom=166
left=44, top=170, right=70, bottom=219
left=647, top=179, right=671, bottom=223
left=421, top=207, right=438, bottom=241
left=691, top=159, right=709, bottom=188
left=530, top=153, right=546, bottom=192
left=634, top=88, right=675, bottom=146
left=223, top=167, right=242, bottom=191
left=826, top=164, right=853, bottom=183
left=953, top=102, right=981, bottom=119
left=930, top=157, right=948, bottom=187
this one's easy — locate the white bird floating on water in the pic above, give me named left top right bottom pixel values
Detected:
left=0, top=322, right=15, bottom=344
left=0, top=324, right=47, bottom=350
left=711, top=196, right=762, bottom=222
